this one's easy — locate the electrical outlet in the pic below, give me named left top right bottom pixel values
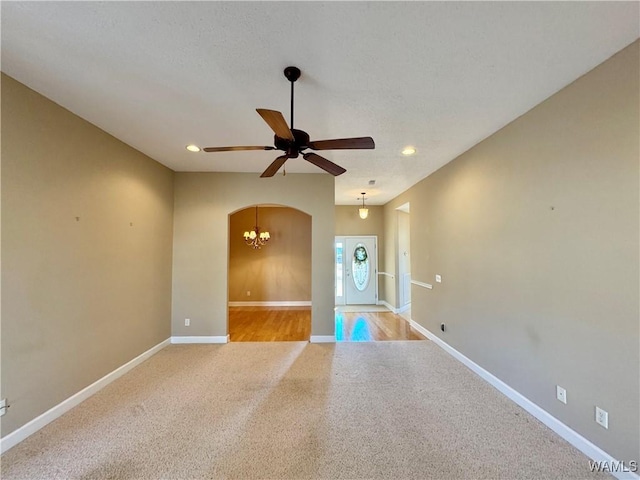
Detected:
left=0, top=398, right=7, bottom=417
left=435, top=274, right=442, bottom=283
left=185, top=318, right=190, bottom=327
left=246, top=291, right=251, bottom=296
left=556, top=385, right=567, bottom=404
left=595, top=407, right=608, bottom=429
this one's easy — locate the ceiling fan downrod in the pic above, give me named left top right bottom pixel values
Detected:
left=283, top=66, right=300, bottom=130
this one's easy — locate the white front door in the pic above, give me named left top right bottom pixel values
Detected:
left=344, top=236, right=377, bottom=305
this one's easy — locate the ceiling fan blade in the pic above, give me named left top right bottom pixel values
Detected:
left=256, top=109, right=294, bottom=141
left=307, top=137, right=375, bottom=151
left=260, top=155, right=289, bottom=178
left=303, top=153, right=347, bottom=176
left=203, top=146, right=275, bottom=152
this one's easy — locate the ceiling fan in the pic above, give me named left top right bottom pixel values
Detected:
left=203, top=66, right=375, bottom=177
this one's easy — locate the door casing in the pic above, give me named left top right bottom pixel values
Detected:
left=335, top=236, right=378, bottom=305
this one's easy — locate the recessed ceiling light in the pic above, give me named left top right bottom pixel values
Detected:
left=402, top=146, right=416, bottom=156
left=186, top=144, right=201, bottom=152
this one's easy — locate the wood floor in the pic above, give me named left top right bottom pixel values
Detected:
left=335, top=310, right=425, bottom=341
left=228, top=306, right=426, bottom=342
left=229, top=306, right=311, bottom=342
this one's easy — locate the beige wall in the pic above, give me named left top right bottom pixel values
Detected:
left=1, top=74, right=174, bottom=437
left=383, top=41, right=639, bottom=462
left=172, top=173, right=334, bottom=337
left=335, top=205, right=384, bottom=237
left=229, top=206, right=311, bottom=302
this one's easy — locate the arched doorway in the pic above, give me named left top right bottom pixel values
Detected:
left=227, top=204, right=312, bottom=341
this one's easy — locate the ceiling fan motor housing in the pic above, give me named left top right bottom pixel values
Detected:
left=274, top=129, right=310, bottom=157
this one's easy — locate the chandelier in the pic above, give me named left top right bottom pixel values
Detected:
left=244, top=206, right=270, bottom=249
left=358, top=192, right=369, bottom=219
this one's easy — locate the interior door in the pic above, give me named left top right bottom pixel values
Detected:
left=344, top=236, right=377, bottom=305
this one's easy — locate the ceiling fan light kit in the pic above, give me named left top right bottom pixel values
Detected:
left=202, top=66, right=375, bottom=177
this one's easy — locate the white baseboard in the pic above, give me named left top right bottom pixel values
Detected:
left=377, top=301, right=411, bottom=315
left=409, top=319, right=639, bottom=480
left=228, top=301, right=311, bottom=307
left=310, top=335, right=336, bottom=343
left=397, top=303, right=411, bottom=314
left=0, top=338, right=171, bottom=454
left=171, top=336, right=229, bottom=344
left=378, top=300, right=398, bottom=313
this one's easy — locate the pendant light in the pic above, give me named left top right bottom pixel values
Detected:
left=358, top=192, right=369, bottom=220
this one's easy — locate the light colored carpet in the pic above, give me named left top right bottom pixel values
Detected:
left=1, top=342, right=609, bottom=479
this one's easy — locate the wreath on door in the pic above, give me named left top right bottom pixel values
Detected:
left=354, top=246, right=368, bottom=265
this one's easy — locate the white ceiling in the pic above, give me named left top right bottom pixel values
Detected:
left=2, top=2, right=638, bottom=205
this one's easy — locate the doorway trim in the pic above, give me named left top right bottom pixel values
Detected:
left=335, top=235, right=378, bottom=306
left=396, top=203, right=411, bottom=314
